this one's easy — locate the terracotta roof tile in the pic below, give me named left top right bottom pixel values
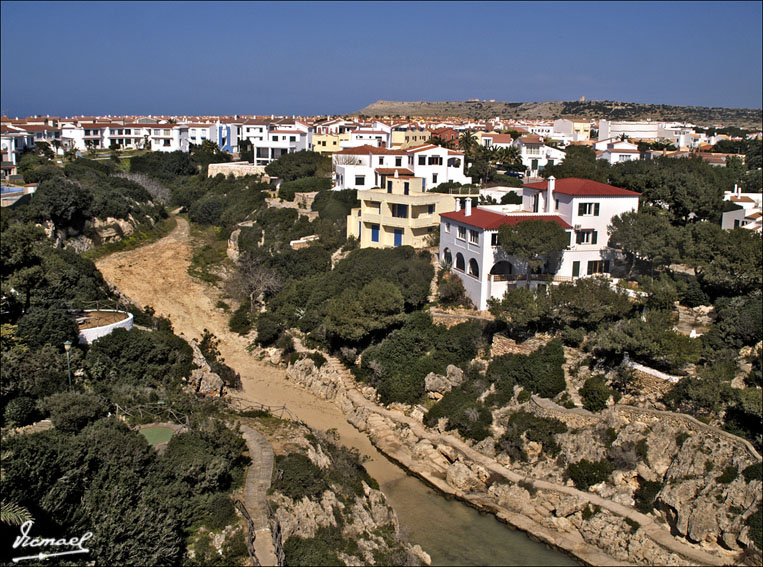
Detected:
left=441, top=209, right=572, bottom=230
left=523, top=178, right=641, bottom=197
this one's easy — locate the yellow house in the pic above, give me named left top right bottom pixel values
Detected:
left=347, top=174, right=459, bottom=248
left=312, top=132, right=350, bottom=154
left=571, top=121, right=591, bottom=140
left=390, top=129, right=431, bottom=149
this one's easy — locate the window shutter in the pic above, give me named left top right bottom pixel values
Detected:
left=576, top=231, right=584, bottom=244
left=578, top=203, right=585, bottom=216
left=592, top=231, right=598, bottom=245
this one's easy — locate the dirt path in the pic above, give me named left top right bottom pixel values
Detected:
left=95, top=216, right=406, bottom=485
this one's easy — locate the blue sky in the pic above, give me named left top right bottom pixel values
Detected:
left=1, top=1, right=761, bottom=117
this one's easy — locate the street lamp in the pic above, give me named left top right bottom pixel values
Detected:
left=63, top=340, right=72, bottom=389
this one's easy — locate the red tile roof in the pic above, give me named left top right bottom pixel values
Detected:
left=440, top=209, right=572, bottom=230
left=375, top=167, right=415, bottom=176
left=523, top=178, right=641, bottom=197
left=335, top=145, right=406, bottom=155
left=518, top=135, right=543, bottom=144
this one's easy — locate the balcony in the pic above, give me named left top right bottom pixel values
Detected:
left=490, top=273, right=573, bottom=283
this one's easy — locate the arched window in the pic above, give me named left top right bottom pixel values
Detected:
left=468, top=258, right=480, bottom=277
left=443, top=248, right=452, bottom=266
left=455, top=253, right=465, bottom=272
left=490, top=261, right=513, bottom=275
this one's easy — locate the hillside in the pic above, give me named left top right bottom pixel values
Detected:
left=350, top=100, right=763, bottom=128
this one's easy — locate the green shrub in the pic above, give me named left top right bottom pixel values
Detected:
left=307, top=352, right=327, bottom=369
left=742, top=462, right=762, bottom=482
left=487, top=339, right=566, bottom=402
left=425, top=386, right=493, bottom=441
left=517, top=389, right=531, bottom=404
left=499, top=410, right=567, bottom=461
left=283, top=526, right=343, bottom=566
left=43, top=391, right=109, bottom=433
left=581, top=504, right=600, bottom=520
left=567, top=459, right=613, bottom=490
left=624, top=517, right=640, bottom=533
left=205, top=493, right=237, bottom=530
left=746, top=502, right=762, bottom=549
left=273, top=453, right=328, bottom=500
left=636, top=438, right=649, bottom=464
left=228, top=304, right=252, bottom=335
left=716, top=465, right=738, bottom=484
left=278, top=177, right=332, bottom=201
left=634, top=478, right=662, bottom=513
left=256, top=312, right=283, bottom=346
left=580, top=375, right=612, bottom=412
left=561, top=326, right=585, bottom=347
left=675, top=432, right=690, bottom=447
left=3, top=396, right=41, bottom=426
left=16, top=307, right=79, bottom=349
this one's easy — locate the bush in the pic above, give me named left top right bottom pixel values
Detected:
left=634, top=478, right=662, bottom=513
left=43, top=391, right=110, bottom=433
left=746, top=503, right=762, bottom=549
left=681, top=279, right=709, bottom=308
left=498, top=410, right=567, bottom=461
left=278, top=177, right=332, bottom=201
left=486, top=340, right=566, bottom=403
left=228, top=304, right=252, bottom=335
left=566, top=459, right=613, bottom=490
left=256, top=312, right=283, bottom=346
left=561, top=326, right=585, bottom=347
left=425, top=386, right=493, bottom=441
left=16, top=307, right=80, bottom=349
left=3, top=396, right=41, bottom=426
left=716, top=465, right=738, bottom=484
left=742, top=462, right=762, bottom=482
left=272, top=453, right=328, bottom=500
left=579, top=375, right=612, bottom=412
left=204, top=493, right=237, bottom=530
left=307, top=352, right=327, bottom=369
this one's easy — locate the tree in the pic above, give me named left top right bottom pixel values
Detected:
left=608, top=211, right=682, bottom=276
left=225, top=252, right=282, bottom=313
left=324, top=279, right=405, bottom=344
left=488, top=287, right=546, bottom=338
left=497, top=220, right=569, bottom=282
left=34, top=141, right=55, bottom=161
left=542, top=146, right=609, bottom=182
left=459, top=131, right=478, bottom=160
left=264, top=150, right=331, bottom=181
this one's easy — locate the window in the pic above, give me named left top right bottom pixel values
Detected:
left=418, top=155, right=426, bottom=165
left=587, top=260, right=610, bottom=275
left=445, top=222, right=451, bottom=233
left=578, top=203, right=600, bottom=216
left=387, top=181, right=392, bottom=193
left=371, top=224, right=380, bottom=242
left=395, top=157, right=402, bottom=167
left=469, top=230, right=479, bottom=244
left=457, top=226, right=466, bottom=240
left=572, top=261, right=580, bottom=278
left=379, top=157, right=384, bottom=165
left=443, top=248, right=452, bottom=264
left=273, top=136, right=278, bottom=141
left=355, top=176, right=365, bottom=186
left=555, top=199, right=559, bottom=211
left=576, top=230, right=598, bottom=245
left=428, top=204, right=434, bottom=214
left=290, top=136, right=296, bottom=142
left=432, top=173, right=438, bottom=184
left=428, top=156, right=442, bottom=165
left=392, top=204, right=408, bottom=218
left=532, top=193, right=539, bottom=213
left=618, top=154, right=631, bottom=162
left=455, top=253, right=465, bottom=271
left=468, top=259, right=480, bottom=277
left=491, top=233, right=498, bottom=246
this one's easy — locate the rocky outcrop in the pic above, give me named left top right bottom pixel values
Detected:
left=42, top=213, right=149, bottom=252
left=187, top=340, right=225, bottom=397
left=278, top=351, right=758, bottom=566
left=424, top=365, right=465, bottom=398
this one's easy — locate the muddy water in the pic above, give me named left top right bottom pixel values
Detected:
left=95, top=218, right=576, bottom=566
left=235, top=364, right=576, bottom=566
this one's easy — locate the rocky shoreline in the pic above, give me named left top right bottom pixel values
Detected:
left=271, top=352, right=760, bottom=566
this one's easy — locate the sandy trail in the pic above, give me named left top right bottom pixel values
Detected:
left=95, top=216, right=404, bottom=484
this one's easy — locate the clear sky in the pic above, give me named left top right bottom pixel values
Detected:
left=1, top=1, right=761, bottom=117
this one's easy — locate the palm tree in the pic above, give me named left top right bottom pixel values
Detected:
left=1, top=451, right=32, bottom=527
left=428, top=136, right=454, bottom=149
left=459, top=131, right=478, bottom=160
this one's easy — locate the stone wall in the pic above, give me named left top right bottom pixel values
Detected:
left=491, top=333, right=553, bottom=357
left=207, top=162, right=269, bottom=180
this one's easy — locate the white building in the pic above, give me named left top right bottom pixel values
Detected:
left=513, top=136, right=566, bottom=177
left=721, top=187, right=763, bottom=232
left=252, top=120, right=311, bottom=166
left=439, top=177, right=641, bottom=310
left=333, top=143, right=471, bottom=191
left=597, top=141, right=641, bottom=164
left=1, top=125, right=35, bottom=166
left=149, top=124, right=189, bottom=152
left=599, top=120, right=660, bottom=141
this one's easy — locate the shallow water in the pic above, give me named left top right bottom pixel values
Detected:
left=139, top=426, right=174, bottom=446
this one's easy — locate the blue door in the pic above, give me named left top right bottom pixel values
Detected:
left=394, top=228, right=403, bottom=247
left=371, top=224, right=379, bottom=242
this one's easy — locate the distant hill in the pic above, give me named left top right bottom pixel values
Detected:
left=350, top=100, right=762, bottom=128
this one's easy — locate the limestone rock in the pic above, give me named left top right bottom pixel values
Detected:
left=188, top=340, right=224, bottom=397
left=446, top=461, right=481, bottom=492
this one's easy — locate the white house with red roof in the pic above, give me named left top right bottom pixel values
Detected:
left=512, top=135, right=566, bottom=178
left=597, top=140, right=641, bottom=164
left=251, top=120, right=311, bottom=166
left=333, top=143, right=471, bottom=191
left=439, top=177, right=640, bottom=310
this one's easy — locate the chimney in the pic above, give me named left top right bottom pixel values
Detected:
left=455, top=198, right=461, bottom=212
left=546, top=176, right=555, bottom=213
left=465, top=198, right=472, bottom=217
